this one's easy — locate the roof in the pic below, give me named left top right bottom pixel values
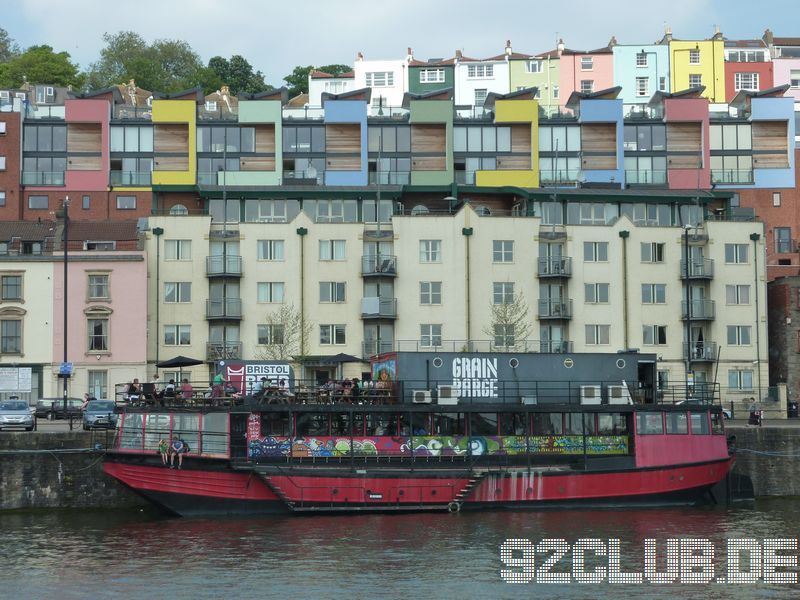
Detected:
left=0, top=221, right=57, bottom=242
left=408, top=57, right=456, bottom=67
left=773, top=37, right=800, bottom=46
left=730, top=84, right=790, bottom=109
left=565, top=85, right=621, bottom=109
left=725, top=39, right=768, bottom=48
left=115, top=80, right=154, bottom=107
left=239, top=88, right=288, bottom=103
left=401, top=88, right=454, bottom=107
left=648, top=86, right=706, bottom=106
left=321, top=87, right=371, bottom=104
left=309, top=70, right=355, bottom=80
left=483, top=51, right=534, bottom=61
left=485, top=87, right=539, bottom=108
left=286, top=93, right=309, bottom=107
left=67, top=221, right=139, bottom=242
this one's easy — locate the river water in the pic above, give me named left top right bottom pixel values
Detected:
left=2, top=499, right=799, bottom=598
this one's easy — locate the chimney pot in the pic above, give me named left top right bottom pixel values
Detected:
left=455, top=49, right=463, bottom=60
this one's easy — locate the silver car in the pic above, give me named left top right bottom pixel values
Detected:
left=0, top=399, right=36, bottom=431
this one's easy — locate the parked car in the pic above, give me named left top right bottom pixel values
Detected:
left=35, top=397, right=84, bottom=420
left=0, top=399, right=36, bottom=431
left=82, top=400, right=119, bottom=430
left=677, top=399, right=732, bottom=419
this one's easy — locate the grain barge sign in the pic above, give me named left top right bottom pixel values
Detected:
left=0, top=367, right=32, bottom=392
left=452, top=357, right=498, bottom=398
left=217, top=360, right=293, bottom=394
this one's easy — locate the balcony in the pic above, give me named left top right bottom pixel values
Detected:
left=368, top=106, right=409, bottom=119
left=685, top=341, right=717, bottom=362
left=368, top=171, right=410, bottom=185
left=110, top=170, right=152, bottom=186
left=361, top=254, right=397, bottom=277
left=538, top=299, right=573, bottom=320
left=538, top=107, right=578, bottom=121
left=25, top=105, right=65, bottom=120
left=454, top=106, right=494, bottom=121
left=623, top=104, right=664, bottom=120
left=282, top=170, right=323, bottom=185
left=22, top=171, right=65, bottom=186
left=681, top=299, right=716, bottom=320
left=362, top=340, right=395, bottom=359
left=281, top=106, right=325, bottom=120
left=539, top=340, right=574, bottom=353
left=711, top=169, right=754, bottom=185
left=680, top=258, right=714, bottom=279
left=113, top=105, right=152, bottom=121
left=206, top=341, right=243, bottom=361
left=625, top=170, right=667, bottom=185
left=361, top=297, right=397, bottom=320
left=537, top=256, right=572, bottom=277
left=206, top=255, right=242, bottom=277
left=206, top=298, right=242, bottom=320
left=539, top=169, right=581, bottom=185
left=197, top=107, right=238, bottom=121
left=454, top=171, right=476, bottom=184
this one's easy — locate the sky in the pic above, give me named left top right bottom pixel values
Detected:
left=4, top=0, right=800, bottom=87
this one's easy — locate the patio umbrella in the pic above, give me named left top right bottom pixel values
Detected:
left=156, top=355, right=205, bottom=382
left=323, top=352, right=363, bottom=379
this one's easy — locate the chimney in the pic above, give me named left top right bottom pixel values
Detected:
left=763, top=28, right=774, bottom=47
left=712, top=25, right=723, bottom=41
left=407, top=47, right=414, bottom=62
left=356, top=52, right=364, bottom=61
left=608, top=36, right=618, bottom=48
left=664, top=26, right=673, bottom=42
left=505, top=40, right=512, bottom=56
left=455, top=49, right=463, bottom=60
left=221, top=85, right=230, bottom=96
left=557, top=39, right=565, bottom=55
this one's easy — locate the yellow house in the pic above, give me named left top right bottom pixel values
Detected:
left=151, top=99, right=197, bottom=186
left=667, top=33, right=725, bottom=102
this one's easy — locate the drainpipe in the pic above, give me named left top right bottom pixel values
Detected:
left=750, top=232, right=762, bottom=401
left=618, top=230, right=630, bottom=348
left=684, top=225, right=692, bottom=394
left=296, top=227, right=308, bottom=375
left=152, top=227, right=164, bottom=372
left=462, top=226, right=473, bottom=349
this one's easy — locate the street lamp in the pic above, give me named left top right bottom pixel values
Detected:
left=683, top=224, right=692, bottom=397
left=57, top=197, right=71, bottom=426
left=750, top=232, right=762, bottom=403
left=152, top=227, right=164, bottom=373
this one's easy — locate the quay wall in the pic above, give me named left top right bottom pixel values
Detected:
left=727, top=424, right=800, bottom=497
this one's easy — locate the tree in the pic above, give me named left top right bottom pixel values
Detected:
left=482, top=292, right=534, bottom=350
left=206, top=55, right=271, bottom=95
left=0, top=27, right=20, bottom=63
left=283, top=63, right=350, bottom=97
left=254, top=304, right=313, bottom=362
left=0, top=45, right=83, bottom=89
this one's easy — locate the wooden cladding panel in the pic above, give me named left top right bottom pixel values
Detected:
left=154, top=156, right=189, bottom=171
left=327, top=155, right=361, bottom=171
left=254, top=124, right=276, bottom=153
left=497, top=155, right=532, bottom=170
left=753, top=121, right=789, bottom=168
left=581, top=123, right=617, bottom=154
left=412, top=156, right=446, bottom=171
left=668, top=155, right=702, bottom=169
left=411, top=124, right=446, bottom=154
left=240, top=157, right=275, bottom=171
left=154, top=124, right=189, bottom=153
left=582, top=155, right=617, bottom=170
left=325, top=124, right=360, bottom=154
left=67, top=123, right=101, bottom=153
left=510, top=124, right=532, bottom=153
left=666, top=123, right=702, bottom=153
left=67, top=155, right=102, bottom=171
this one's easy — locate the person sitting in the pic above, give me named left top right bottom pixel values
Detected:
left=180, top=378, right=193, bottom=402
left=158, top=438, right=169, bottom=465
left=149, top=374, right=163, bottom=401
left=224, top=381, right=242, bottom=405
left=350, top=378, right=361, bottom=402
left=253, top=377, right=267, bottom=402
left=164, top=379, right=177, bottom=405
left=211, top=375, right=225, bottom=404
left=126, top=378, right=141, bottom=404
left=169, top=438, right=188, bottom=469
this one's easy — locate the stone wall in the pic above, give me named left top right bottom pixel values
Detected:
left=728, top=424, right=800, bottom=497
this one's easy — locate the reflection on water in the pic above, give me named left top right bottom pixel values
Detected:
left=1, top=500, right=799, bottom=598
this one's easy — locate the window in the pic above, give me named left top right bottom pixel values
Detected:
left=553, top=85, right=560, bottom=99
left=109, top=126, right=153, bottom=152
left=319, top=282, right=346, bottom=303
left=689, top=74, right=702, bottom=87
left=320, top=324, right=346, bottom=345
left=467, top=64, right=494, bottom=78
left=23, top=124, right=67, bottom=151
left=727, top=50, right=766, bottom=63
left=585, top=324, right=610, bottom=345
left=527, top=60, right=543, bottom=73
left=115, top=195, right=136, bottom=210
left=87, top=274, right=109, bottom=300
left=635, top=77, right=649, bottom=97
left=319, top=240, right=345, bottom=261
left=257, top=282, right=285, bottom=303
left=659, top=77, right=666, bottom=92
left=282, top=126, right=325, bottom=153
left=791, top=70, right=800, bottom=89
left=689, top=49, right=700, bottom=64
left=724, top=243, right=748, bottom=264
left=641, top=283, right=666, bottom=304
left=365, top=72, right=394, bottom=87
left=636, top=52, right=648, bottom=67
left=420, top=281, right=442, bottom=305
left=734, top=72, right=759, bottom=92
left=775, top=227, right=793, bottom=253
left=643, top=325, right=667, bottom=345
left=727, top=325, right=752, bottom=346
left=580, top=80, right=594, bottom=94
left=205, top=101, right=217, bottom=111
left=581, top=56, right=593, bottom=70
left=258, top=324, right=284, bottom=345
left=640, top=242, right=665, bottom=264
left=0, top=156, right=5, bottom=170
left=474, top=88, right=488, bottom=107
left=165, top=240, right=192, bottom=261
left=419, top=68, right=445, bottom=83
left=164, top=325, right=191, bottom=346
left=728, top=369, right=753, bottom=390
left=773, top=192, right=781, bottom=207
left=0, top=319, right=21, bottom=353
left=493, top=282, right=514, bottom=305
left=726, top=284, right=750, bottom=305
left=88, top=318, right=109, bottom=351
left=583, top=241, right=608, bottom=262
left=87, top=370, right=107, bottom=400
left=493, top=240, right=514, bottom=263
left=28, top=195, right=48, bottom=210
left=82, top=195, right=90, bottom=210
left=258, top=240, right=285, bottom=261
left=584, top=283, right=609, bottom=304
left=1, top=275, right=22, bottom=301
left=368, top=126, right=412, bottom=153
left=494, top=324, right=515, bottom=348
left=0, top=122, right=5, bottom=134
left=420, top=324, right=442, bottom=347
left=636, top=412, right=664, bottom=434
left=164, top=282, right=191, bottom=303
left=454, top=126, right=512, bottom=152
left=665, top=412, right=688, bottom=434
left=0, top=192, right=5, bottom=207
left=420, top=240, right=441, bottom=263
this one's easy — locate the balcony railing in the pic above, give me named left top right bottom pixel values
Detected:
left=454, top=106, right=494, bottom=120
left=623, top=104, right=665, bottom=120
left=776, top=239, right=795, bottom=254
left=206, top=298, right=242, bottom=319
left=362, top=340, right=395, bottom=358
left=25, top=105, right=65, bottom=120
left=681, top=299, right=716, bottom=320
left=537, top=256, right=572, bottom=277
left=361, top=254, right=397, bottom=276
left=540, top=340, right=574, bottom=353
left=368, top=171, right=411, bottom=185
left=454, top=171, right=477, bottom=184
left=538, top=299, right=573, bottom=319
left=206, top=341, right=243, bottom=361
left=685, top=341, right=718, bottom=362
left=197, top=107, right=239, bottom=121
left=711, top=169, right=754, bottom=184
left=112, top=105, right=152, bottom=120
left=368, top=106, right=409, bottom=119
left=206, top=255, right=242, bottom=277
left=538, top=106, right=578, bottom=120
left=361, top=297, right=397, bottom=319
left=110, top=170, right=152, bottom=186
left=283, top=170, right=323, bottom=184
left=625, top=169, right=667, bottom=185
left=539, top=169, right=581, bottom=184
left=21, top=171, right=65, bottom=186
left=681, top=258, right=714, bottom=279
left=281, top=106, right=325, bottom=120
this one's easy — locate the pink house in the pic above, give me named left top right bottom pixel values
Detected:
left=772, top=58, right=800, bottom=101
left=559, top=40, right=616, bottom=106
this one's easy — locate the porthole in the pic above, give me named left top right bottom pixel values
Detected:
left=616, top=359, right=626, bottom=369
left=509, top=358, right=519, bottom=369
left=432, top=357, right=443, bottom=368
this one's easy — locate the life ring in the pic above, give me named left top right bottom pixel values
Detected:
left=447, top=501, right=461, bottom=513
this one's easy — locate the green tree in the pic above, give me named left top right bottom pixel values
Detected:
left=0, top=45, right=83, bottom=89
left=0, top=27, right=20, bottom=63
left=283, top=63, right=350, bottom=97
left=206, top=55, right=271, bottom=95
left=482, top=292, right=534, bottom=350
left=254, top=304, right=312, bottom=361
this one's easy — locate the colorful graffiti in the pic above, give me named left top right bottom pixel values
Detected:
left=247, top=435, right=628, bottom=459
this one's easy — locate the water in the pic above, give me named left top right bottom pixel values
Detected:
left=1, top=500, right=799, bottom=598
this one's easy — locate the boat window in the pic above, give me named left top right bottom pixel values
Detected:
left=470, top=413, right=498, bottom=436
left=173, top=414, right=200, bottom=454
left=532, top=413, right=563, bottom=435
left=202, top=413, right=228, bottom=454
left=331, top=413, right=350, bottom=436
left=352, top=412, right=365, bottom=436
left=261, top=412, right=291, bottom=436
left=565, top=413, right=586, bottom=435
left=636, top=412, right=664, bottom=434
left=296, top=412, right=329, bottom=436
left=690, top=412, right=710, bottom=435
left=665, top=412, right=688, bottom=434
left=711, top=412, right=724, bottom=434
left=366, top=413, right=393, bottom=436
left=120, top=413, right=144, bottom=450
left=597, top=413, right=627, bottom=435
left=499, top=412, right=526, bottom=435
left=411, top=413, right=431, bottom=435
left=144, top=414, right=171, bottom=450
left=433, top=413, right=464, bottom=435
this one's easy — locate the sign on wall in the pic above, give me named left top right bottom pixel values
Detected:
left=0, top=368, right=32, bottom=392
